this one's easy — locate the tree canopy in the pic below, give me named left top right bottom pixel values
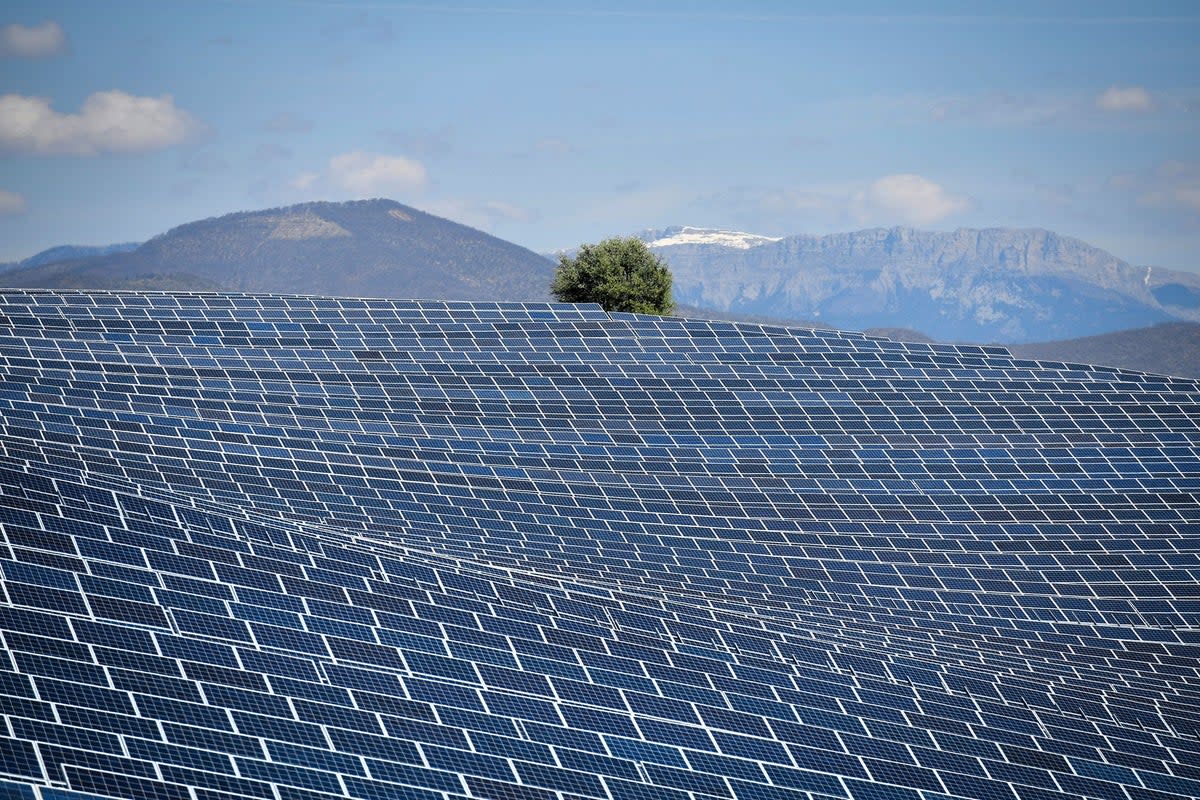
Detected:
left=551, top=236, right=675, bottom=315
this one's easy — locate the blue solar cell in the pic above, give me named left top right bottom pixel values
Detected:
left=606, top=775, right=694, bottom=800
left=125, top=738, right=233, bottom=776
left=61, top=768, right=190, bottom=800
left=0, top=780, right=35, bottom=800
left=237, top=758, right=344, bottom=795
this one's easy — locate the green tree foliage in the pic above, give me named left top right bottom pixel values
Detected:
left=551, top=236, right=676, bottom=315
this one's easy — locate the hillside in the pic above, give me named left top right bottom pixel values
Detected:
left=1007, top=321, right=1200, bottom=378
left=641, top=225, right=1200, bottom=343
left=0, top=199, right=555, bottom=300
left=0, top=242, right=140, bottom=273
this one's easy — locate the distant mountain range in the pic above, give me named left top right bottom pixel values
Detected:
left=0, top=199, right=554, bottom=301
left=0, top=242, right=141, bottom=273
left=5, top=201, right=1200, bottom=376
left=639, top=225, right=1200, bottom=344
left=1007, top=322, right=1200, bottom=379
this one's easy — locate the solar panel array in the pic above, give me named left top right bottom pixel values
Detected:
left=0, top=289, right=1197, bottom=800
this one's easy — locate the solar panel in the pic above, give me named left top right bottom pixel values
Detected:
left=0, top=289, right=1197, bottom=800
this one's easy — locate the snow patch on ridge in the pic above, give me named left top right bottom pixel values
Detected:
left=648, top=226, right=781, bottom=250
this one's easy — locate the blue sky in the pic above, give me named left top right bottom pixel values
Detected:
left=1, top=0, right=1198, bottom=269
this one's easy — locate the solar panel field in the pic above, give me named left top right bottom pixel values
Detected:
left=0, top=290, right=1197, bottom=800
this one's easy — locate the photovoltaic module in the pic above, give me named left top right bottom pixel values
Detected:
left=0, top=290, right=1197, bottom=800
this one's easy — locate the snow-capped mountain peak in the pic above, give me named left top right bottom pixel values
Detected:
left=646, top=226, right=782, bottom=250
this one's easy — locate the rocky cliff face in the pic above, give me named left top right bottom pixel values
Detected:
left=642, top=226, right=1200, bottom=343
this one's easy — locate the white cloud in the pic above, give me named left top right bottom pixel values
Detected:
left=289, top=172, right=320, bottom=193
left=284, top=152, right=428, bottom=200
left=0, top=91, right=199, bottom=155
left=1096, top=85, right=1155, bottom=112
left=692, top=178, right=970, bottom=234
left=930, top=87, right=1177, bottom=125
left=0, top=189, right=26, bottom=215
left=0, top=21, right=66, bottom=58
left=930, top=91, right=1071, bottom=126
left=852, top=174, right=970, bottom=226
left=327, top=151, right=427, bottom=197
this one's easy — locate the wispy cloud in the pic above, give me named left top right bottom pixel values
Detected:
left=0, top=91, right=200, bottom=155
left=697, top=175, right=970, bottom=232
left=289, top=151, right=428, bottom=199
left=930, top=87, right=1175, bottom=125
left=929, top=91, right=1071, bottom=126
left=0, top=188, right=26, bottom=215
left=0, top=21, right=66, bottom=58
left=1095, top=85, right=1155, bottom=112
left=852, top=174, right=971, bottom=226
left=329, top=151, right=426, bottom=196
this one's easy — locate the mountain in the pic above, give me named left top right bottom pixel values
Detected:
left=862, top=326, right=938, bottom=343
left=1007, top=321, right=1200, bottom=378
left=640, top=225, right=1200, bottom=343
left=0, top=199, right=556, bottom=300
left=0, top=241, right=140, bottom=272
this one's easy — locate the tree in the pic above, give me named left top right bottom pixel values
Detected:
left=551, top=236, right=676, bottom=315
